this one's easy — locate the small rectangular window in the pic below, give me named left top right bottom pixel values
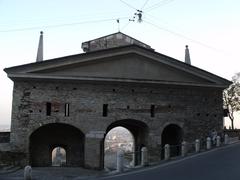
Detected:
left=65, top=103, right=70, bottom=117
left=46, top=102, right=51, bottom=116
left=151, top=105, right=155, bottom=117
left=103, top=104, right=108, bottom=117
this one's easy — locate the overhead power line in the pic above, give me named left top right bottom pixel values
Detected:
left=141, top=0, right=150, bottom=10
left=0, top=11, right=125, bottom=27
left=121, top=21, right=131, bottom=31
left=143, top=19, right=223, bottom=52
left=0, top=17, right=129, bottom=33
left=144, top=0, right=175, bottom=12
left=119, top=0, right=137, bottom=10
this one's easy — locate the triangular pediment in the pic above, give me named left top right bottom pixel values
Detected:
left=32, top=54, right=211, bottom=84
left=4, top=45, right=231, bottom=88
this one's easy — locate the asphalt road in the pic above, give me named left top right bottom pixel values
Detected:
left=98, top=143, right=240, bottom=180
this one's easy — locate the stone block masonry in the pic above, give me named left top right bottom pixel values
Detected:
left=3, top=80, right=224, bottom=168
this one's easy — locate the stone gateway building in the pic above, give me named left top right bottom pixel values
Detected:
left=1, top=32, right=231, bottom=169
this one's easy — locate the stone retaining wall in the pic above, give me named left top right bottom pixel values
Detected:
left=0, top=151, right=27, bottom=166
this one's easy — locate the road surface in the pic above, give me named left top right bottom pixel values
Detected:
left=1, top=143, right=239, bottom=180
left=97, top=143, right=240, bottom=180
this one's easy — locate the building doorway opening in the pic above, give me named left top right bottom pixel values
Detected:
left=29, top=123, right=84, bottom=167
left=104, top=126, right=134, bottom=170
left=101, top=119, right=148, bottom=170
left=161, top=124, right=183, bottom=158
left=52, top=147, right=66, bottom=166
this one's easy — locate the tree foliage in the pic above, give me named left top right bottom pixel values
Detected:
left=223, top=73, right=240, bottom=129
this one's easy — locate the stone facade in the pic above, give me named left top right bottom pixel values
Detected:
left=7, top=80, right=223, bottom=168
left=3, top=33, right=231, bottom=169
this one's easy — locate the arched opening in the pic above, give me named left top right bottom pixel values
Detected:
left=29, top=123, right=84, bottom=167
left=161, top=124, right=183, bottom=158
left=102, top=119, right=148, bottom=169
left=52, top=147, right=66, bottom=166
left=104, top=127, right=134, bottom=170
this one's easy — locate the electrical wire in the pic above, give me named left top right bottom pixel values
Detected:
left=119, top=0, right=138, bottom=10
left=0, top=11, right=125, bottom=27
left=144, top=0, right=175, bottom=12
left=144, top=13, right=170, bottom=26
left=121, top=21, right=131, bottom=31
left=141, top=0, right=150, bottom=10
left=144, top=12, right=191, bottom=37
left=145, top=0, right=173, bottom=11
left=143, top=19, right=223, bottom=52
left=0, top=17, right=129, bottom=33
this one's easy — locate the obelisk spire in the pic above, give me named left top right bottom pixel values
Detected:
left=36, top=31, right=43, bottom=62
left=185, top=45, right=191, bottom=65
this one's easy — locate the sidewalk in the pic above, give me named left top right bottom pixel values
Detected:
left=0, top=167, right=105, bottom=180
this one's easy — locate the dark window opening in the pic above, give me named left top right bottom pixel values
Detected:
left=127, top=105, right=130, bottom=109
left=24, top=92, right=31, bottom=96
left=223, top=109, right=229, bottom=117
left=112, top=89, right=116, bottom=92
left=56, top=87, right=59, bottom=90
left=103, top=104, right=108, bottom=117
left=65, top=103, right=70, bottom=117
left=46, top=102, right=51, bottom=116
left=131, top=89, right=135, bottom=93
left=151, top=105, right=155, bottom=117
left=73, top=88, right=77, bottom=90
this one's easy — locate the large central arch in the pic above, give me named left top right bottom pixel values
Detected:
left=29, top=123, right=85, bottom=167
left=103, top=119, right=149, bottom=167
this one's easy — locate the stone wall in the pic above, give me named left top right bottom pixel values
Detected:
left=0, top=142, right=27, bottom=166
left=0, top=151, right=27, bottom=166
left=9, top=80, right=224, bottom=168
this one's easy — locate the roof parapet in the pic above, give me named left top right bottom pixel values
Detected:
left=81, top=32, right=152, bottom=52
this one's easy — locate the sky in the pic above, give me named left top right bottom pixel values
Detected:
left=0, top=0, right=240, bottom=128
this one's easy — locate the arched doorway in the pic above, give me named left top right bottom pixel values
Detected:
left=102, top=119, right=148, bottom=169
left=104, top=127, right=134, bottom=170
left=161, top=124, right=183, bottom=158
left=29, top=123, right=84, bottom=167
left=52, top=147, right=66, bottom=166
